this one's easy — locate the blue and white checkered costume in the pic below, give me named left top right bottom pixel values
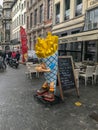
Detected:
left=42, top=51, right=58, bottom=92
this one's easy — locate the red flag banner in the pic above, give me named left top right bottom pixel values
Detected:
left=20, top=26, right=28, bottom=62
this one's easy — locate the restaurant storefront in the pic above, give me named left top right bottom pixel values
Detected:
left=59, top=29, right=98, bottom=62
left=52, top=0, right=98, bottom=63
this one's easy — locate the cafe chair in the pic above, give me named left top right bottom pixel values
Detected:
left=93, top=65, right=98, bottom=84
left=28, top=65, right=39, bottom=79
left=25, top=62, right=39, bottom=79
left=79, top=66, right=95, bottom=86
left=25, top=62, right=33, bottom=78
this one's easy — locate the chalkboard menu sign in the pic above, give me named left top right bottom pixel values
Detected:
left=57, top=56, right=79, bottom=99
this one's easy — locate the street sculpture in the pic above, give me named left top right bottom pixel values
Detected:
left=35, top=32, right=58, bottom=101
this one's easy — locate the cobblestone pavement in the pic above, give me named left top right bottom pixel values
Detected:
left=0, top=64, right=98, bottom=130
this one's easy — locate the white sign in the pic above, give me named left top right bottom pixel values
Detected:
left=59, top=37, right=78, bottom=43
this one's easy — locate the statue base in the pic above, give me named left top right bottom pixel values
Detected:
left=33, top=92, right=63, bottom=106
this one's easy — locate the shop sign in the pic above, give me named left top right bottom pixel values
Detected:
left=88, top=0, right=98, bottom=7
left=59, top=37, right=78, bottom=43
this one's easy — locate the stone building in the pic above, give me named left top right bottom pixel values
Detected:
left=26, top=0, right=53, bottom=50
left=11, top=0, right=26, bottom=50
left=2, top=0, right=14, bottom=51
left=0, top=5, right=3, bottom=46
left=52, top=0, right=98, bottom=62
left=0, top=5, right=2, bottom=17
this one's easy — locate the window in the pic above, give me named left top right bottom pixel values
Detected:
left=29, top=37, right=32, bottom=50
left=27, top=2, right=29, bottom=9
left=17, top=6, right=18, bottom=11
left=6, top=23, right=10, bottom=30
left=66, top=42, right=82, bottom=61
left=27, top=16, right=29, bottom=29
left=17, top=17, right=19, bottom=26
left=33, top=36, right=36, bottom=49
left=71, top=30, right=80, bottom=34
left=58, top=42, right=82, bottom=61
left=64, top=0, right=70, bottom=20
left=22, top=14, right=23, bottom=25
left=24, top=13, right=26, bottom=24
left=22, top=4, right=23, bottom=10
left=19, top=15, right=21, bottom=24
left=75, top=0, right=82, bottom=16
left=40, top=4, right=43, bottom=23
left=55, top=3, right=60, bottom=24
left=24, top=1, right=26, bottom=7
left=61, top=33, right=67, bottom=37
left=84, top=41, right=96, bottom=61
left=5, top=31, right=10, bottom=41
left=84, top=8, right=98, bottom=30
left=6, top=10, right=10, bottom=18
left=65, top=0, right=70, bottom=10
left=18, top=31, right=20, bottom=40
left=47, top=0, right=51, bottom=19
left=19, top=3, right=21, bottom=9
left=34, top=9, right=37, bottom=25
left=30, top=0, right=33, bottom=5
left=30, top=13, right=33, bottom=27
left=94, top=9, right=98, bottom=28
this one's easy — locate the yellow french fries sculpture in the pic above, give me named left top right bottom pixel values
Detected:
left=35, top=32, right=58, bottom=99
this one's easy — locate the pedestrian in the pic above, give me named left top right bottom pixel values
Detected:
left=16, top=51, right=20, bottom=61
left=0, top=49, right=7, bottom=69
left=6, top=51, right=12, bottom=64
left=11, top=51, right=16, bottom=59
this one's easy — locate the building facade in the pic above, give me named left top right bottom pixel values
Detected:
left=2, top=0, right=14, bottom=51
left=11, top=0, right=26, bottom=50
left=26, top=0, right=53, bottom=50
left=52, top=0, right=98, bottom=62
left=0, top=5, right=3, bottom=46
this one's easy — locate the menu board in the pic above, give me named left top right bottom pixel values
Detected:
left=58, top=56, right=77, bottom=91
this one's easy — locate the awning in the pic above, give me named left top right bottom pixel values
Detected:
left=59, top=29, right=98, bottom=44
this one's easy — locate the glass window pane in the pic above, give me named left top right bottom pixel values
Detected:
left=76, top=0, right=82, bottom=5
left=84, top=8, right=98, bottom=30
left=55, top=3, right=60, bottom=24
left=64, top=0, right=70, bottom=20
left=75, top=3, right=82, bottom=16
left=65, top=0, right=70, bottom=10
left=89, top=11, right=94, bottom=22
left=94, top=9, right=98, bottom=25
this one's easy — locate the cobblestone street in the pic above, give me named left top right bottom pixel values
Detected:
left=0, top=64, right=98, bottom=130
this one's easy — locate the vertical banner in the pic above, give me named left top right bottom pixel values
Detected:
left=20, top=26, right=28, bottom=62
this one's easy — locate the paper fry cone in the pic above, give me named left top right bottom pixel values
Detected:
left=42, top=51, right=58, bottom=91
